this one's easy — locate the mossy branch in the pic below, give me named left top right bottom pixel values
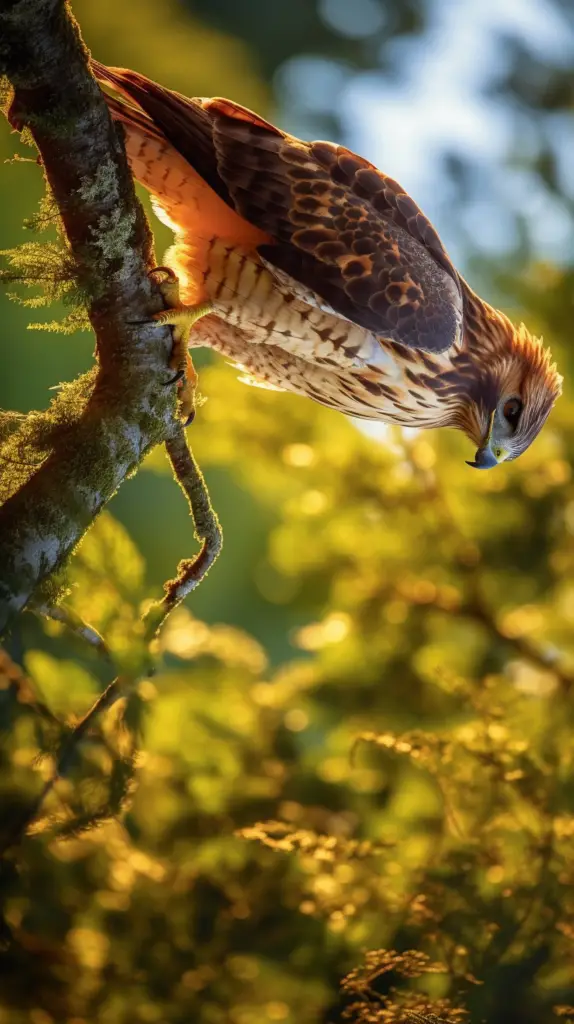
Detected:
left=0, top=0, right=183, bottom=632
left=144, top=425, right=223, bottom=638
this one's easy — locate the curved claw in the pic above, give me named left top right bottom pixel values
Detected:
left=148, top=265, right=177, bottom=282
left=164, top=369, right=186, bottom=386
left=183, top=409, right=196, bottom=427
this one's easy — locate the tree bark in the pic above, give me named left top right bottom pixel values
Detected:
left=0, top=0, right=181, bottom=632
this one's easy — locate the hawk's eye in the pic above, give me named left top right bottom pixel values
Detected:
left=503, top=397, right=523, bottom=431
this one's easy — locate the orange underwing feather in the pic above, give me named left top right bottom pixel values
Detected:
left=95, top=64, right=271, bottom=304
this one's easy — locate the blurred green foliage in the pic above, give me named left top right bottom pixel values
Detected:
left=2, top=0, right=574, bottom=1022
left=2, top=391, right=574, bottom=1022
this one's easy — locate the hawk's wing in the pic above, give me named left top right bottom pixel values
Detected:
left=93, top=62, right=463, bottom=354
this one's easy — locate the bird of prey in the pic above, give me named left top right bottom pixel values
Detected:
left=92, top=61, right=562, bottom=469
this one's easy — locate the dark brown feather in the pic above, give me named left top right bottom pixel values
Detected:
left=92, top=61, right=463, bottom=353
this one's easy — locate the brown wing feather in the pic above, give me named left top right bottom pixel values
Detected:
left=92, top=61, right=463, bottom=353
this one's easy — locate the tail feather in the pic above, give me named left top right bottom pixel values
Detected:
left=103, top=91, right=164, bottom=144
left=90, top=59, right=270, bottom=254
left=91, top=60, right=229, bottom=203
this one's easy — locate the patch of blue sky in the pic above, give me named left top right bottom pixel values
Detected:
left=340, top=0, right=574, bottom=264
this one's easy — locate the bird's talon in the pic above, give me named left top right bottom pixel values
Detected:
left=149, top=265, right=177, bottom=282
left=143, top=266, right=211, bottom=423
left=164, top=369, right=186, bottom=386
left=150, top=265, right=182, bottom=309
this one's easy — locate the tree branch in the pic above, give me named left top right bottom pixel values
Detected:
left=144, top=425, right=223, bottom=638
left=0, top=0, right=180, bottom=632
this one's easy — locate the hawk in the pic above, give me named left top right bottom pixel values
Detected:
left=92, top=61, right=562, bottom=469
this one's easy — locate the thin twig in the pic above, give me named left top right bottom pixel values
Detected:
left=0, top=646, right=59, bottom=725
left=144, top=425, right=223, bottom=639
left=394, top=574, right=574, bottom=695
left=463, top=587, right=574, bottom=695
left=35, top=602, right=111, bottom=660
left=0, top=674, right=124, bottom=855
left=406, top=1015, right=455, bottom=1024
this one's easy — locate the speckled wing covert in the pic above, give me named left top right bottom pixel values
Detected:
left=92, top=62, right=463, bottom=356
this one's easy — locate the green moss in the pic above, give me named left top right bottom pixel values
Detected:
left=31, top=567, right=71, bottom=610
left=23, top=186, right=61, bottom=233
left=0, top=74, right=12, bottom=114
left=31, top=307, right=91, bottom=334
left=0, top=182, right=91, bottom=331
left=19, top=102, right=96, bottom=139
left=0, top=369, right=97, bottom=504
left=0, top=410, right=26, bottom=444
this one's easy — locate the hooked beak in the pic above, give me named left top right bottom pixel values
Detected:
left=466, top=411, right=509, bottom=470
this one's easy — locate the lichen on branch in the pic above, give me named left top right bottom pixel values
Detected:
left=0, top=0, right=220, bottom=633
left=0, top=1, right=224, bottom=852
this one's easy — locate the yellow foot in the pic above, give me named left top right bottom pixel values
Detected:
left=149, top=266, right=213, bottom=425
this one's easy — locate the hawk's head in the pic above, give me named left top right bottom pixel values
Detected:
left=457, top=317, right=562, bottom=469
